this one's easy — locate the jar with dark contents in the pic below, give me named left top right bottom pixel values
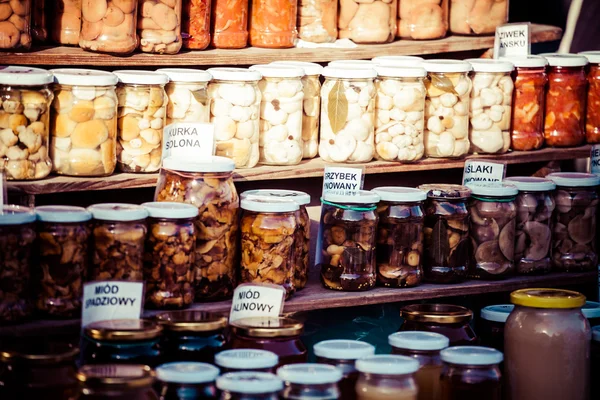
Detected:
left=313, top=340, right=375, bottom=400
left=317, top=191, right=380, bottom=291
left=593, top=326, right=600, bottom=400
left=580, top=51, right=600, bottom=143
left=155, top=362, right=219, bottom=400
left=75, top=364, right=158, bottom=400
left=155, top=311, right=228, bottom=364
left=215, top=349, right=279, bottom=373
left=155, top=156, right=239, bottom=301
left=547, top=173, right=600, bottom=271
left=478, top=305, right=512, bottom=352
left=373, top=187, right=426, bottom=288
left=87, top=203, right=148, bottom=282
left=278, top=363, right=342, bottom=399
left=400, top=304, right=477, bottom=346
left=440, top=346, right=502, bottom=400
left=229, top=317, right=307, bottom=367
left=417, top=184, right=471, bottom=283
left=81, top=319, right=163, bottom=367
left=355, top=355, right=420, bottom=400
left=216, top=372, right=283, bottom=400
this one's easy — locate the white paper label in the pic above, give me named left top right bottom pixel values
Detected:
left=493, top=23, right=531, bottom=58
left=591, top=145, right=600, bottom=175
left=229, top=283, right=286, bottom=322
left=161, top=122, right=215, bottom=161
left=81, top=281, right=144, bottom=328
left=322, top=166, right=364, bottom=197
left=462, top=160, right=506, bottom=185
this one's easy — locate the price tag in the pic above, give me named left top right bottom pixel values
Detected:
left=229, top=283, right=286, bottom=322
left=322, top=166, right=364, bottom=197
left=81, top=281, right=144, bottom=328
left=462, top=160, right=506, bottom=185
left=161, top=122, right=215, bottom=161
left=591, top=145, right=600, bottom=175
left=493, top=23, right=531, bottom=59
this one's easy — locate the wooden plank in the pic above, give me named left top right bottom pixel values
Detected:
left=0, top=25, right=561, bottom=67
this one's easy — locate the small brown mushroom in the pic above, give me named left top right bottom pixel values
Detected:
left=475, top=240, right=505, bottom=265
left=499, top=219, right=515, bottom=260
left=567, top=214, right=595, bottom=245
left=523, top=221, right=551, bottom=261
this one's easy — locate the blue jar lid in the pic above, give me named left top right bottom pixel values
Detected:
left=156, top=362, right=219, bottom=384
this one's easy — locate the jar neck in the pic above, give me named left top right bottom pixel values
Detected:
left=515, top=66, right=546, bottom=74
left=222, top=392, right=278, bottom=400
left=316, top=357, right=357, bottom=376
left=165, top=168, right=233, bottom=180
left=283, top=383, right=340, bottom=399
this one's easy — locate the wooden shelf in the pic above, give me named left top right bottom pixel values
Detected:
left=1, top=24, right=561, bottom=67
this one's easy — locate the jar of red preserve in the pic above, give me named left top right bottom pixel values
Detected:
left=580, top=51, right=600, bottom=143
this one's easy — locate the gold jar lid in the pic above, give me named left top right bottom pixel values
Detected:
left=401, top=304, right=473, bottom=324
left=230, top=317, right=304, bottom=338
left=511, top=288, right=586, bottom=309
left=0, top=342, right=79, bottom=365
left=77, top=364, right=154, bottom=389
left=84, top=319, right=163, bottom=341
left=155, top=310, right=228, bottom=333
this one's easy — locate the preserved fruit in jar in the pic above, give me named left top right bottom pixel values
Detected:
left=580, top=51, right=600, bottom=143
left=400, top=304, right=477, bottom=346
left=52, top=0, right=82, bottom=45
left=216, top=372, right=283, bottom=400
left=397, top=0, right=448, bottom=40
left=0, top=0, right=32, bottom=49
left=449, top=0, right=508, bottom=35
left=32, top=0, right=47, bottom=42
left=138, top=0, right=182, bottom=54
left=80, top=0, right=138, bottom=54
left=338, top=0, right=397, bottom=44
left=76, top=364, right=159, bottom=399
left=215, top=349, right=279, bottom=373
left=278, top=364, right=342, bottom=399
left=156, top=68, right=212, bottom=125
left=182, top=0, right=211, bottom=50
left=211, top=0, right=248, bottom=49
left=355, top=355, right=419, bottom=400
left=156, top=362, right=219, bottom=399
left=249, top=0, right=298, bottom=48
left=298, top=0, right=337, bottom=43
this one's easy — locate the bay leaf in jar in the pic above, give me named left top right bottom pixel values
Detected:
left=427, top=75, right=458, bottom=96
left=432, top=219, right=450, bottom=265
left=327, top=80, right=348, bottom=134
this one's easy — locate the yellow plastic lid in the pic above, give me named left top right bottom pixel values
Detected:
left=511, top=288, right=586, bottom=309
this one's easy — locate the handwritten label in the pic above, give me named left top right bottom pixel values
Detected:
left=494, top=23, right=530, bottom=58
left=591, top=145, right=600, bottom=175
left=462, top=160, right=506, bottom=185
left=81, top=281, right=144, bottom=327
left=229, top=283, right=286, bottom=322
left=322, top=166, right=364, bottom=197
left=161, top=122, right=215, bottom=161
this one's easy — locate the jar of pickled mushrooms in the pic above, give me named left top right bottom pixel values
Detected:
left=297, top=0, right=337, bottom=43
left=207, top=68, right=262, bottom=169
left=372, top=56, right=424, bottom=68
left=398, top=0, right=448, bottom=40
left=278, top=364, right=342, bottom=400
left=547, top=172, right=600, bottom=271
left=338, top=0, right=397, bottom=44
left=215, top=349, right=279, bottom=373
left=80, top=0, right=138, bottom=54
left=211, top=0, right=248, bottom=49
left=249, top=64, right=305, bottom=166
left=372, top=187, right=426, bottom=288
left=249, top=0, right=298, bottom=48
left=52, top=0, right=82, bottom=45
left=374, top=66, right=426, bottom=163
left=138, top=0, right=182, bottom=54
left=422, top=60, right=472, bottom=158
left=31, top=0, right=46, bottom=42
left=579, top=51, right=600, bottom=143
left=87, top=203, right=148, bottom=282
left=0, top=0, right=32, bottom=49
left=156, top=68, right=212, bottom=125
left=142, top=202, right=198, bottom=310
left=50, top=68, right=118, bottom=177
left=216, top=372, right=283, bottom=400
left=76, top=364, right=159, bottom=399
left=400, top=304, right=477, bottom=346
left=114, top=70, right=168, bottom=173
left=156, top=362, right=219, bottom=400
left=155, top=156, right=239, bottom=301
left=355, top=355, right=419, bottom=400
left=34, top=205, right=92, bottom=318
left=319, top=67, right=376, bottom=164
left=504, top=177, right=556, bottom=274
left=449, top=0, right=509, bottom=35
left=317, top=190, right=380, bottom=292
left=182, top=0, right=211, bottom=50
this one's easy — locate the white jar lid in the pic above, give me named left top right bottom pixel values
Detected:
left=0, top=205, right=36, bottom=225
left=250, top=64, right=305, bottom=78
left=207, top=67, right=262, bottom=82
left=593, top=326, right=600, bottom=343
left=465, top=59, right=514, bottom=73
left=215, top=349, right=279, bottom=370
left=0, top=66, right=53, bottom=86
left=322, top=190, right=380, bottom=205
left=241, top=189, right=310, bottom=206
left=372, top=56, right=425, bottom=67
left=374, top=66, right=427, bottom=78
left=322, top=66, right=377, bottom=79
left=50, top=68, right=118, bottom=86
left=539, top=53, right=588, bottom=67
left=241, top=197, right=299, bottom=213
left=162, top=156, right=235, bottom=173
left=466, top=182, right=519, bottom=197
left=356, top=355, right=420, bottom=375
left=216, top=372, right=283, bottom=394
left=579, top=51, right=600, bottom=64
left=441, top=346, right=503, bottom=366
left=270, top=61, right=323, bottom=76
left=142, top=202, right=199, bottom=219
left=499, top=55, right=548, bottom=68
left=156, top=68, right=212, bottom=83
left=156, top=362, right=219, bottom=384
left=35, top=205, right=92, bottom=223
left=504, top=177, right=556, bottom=192
left=328, top=60, right=377, bottom=68
left=372, top=187, right=427, bottom=202
left=277, top=364, right=342, bottom=385
left=480, top=304, right=514, bottom=323
left=388, top=331, right=450, bottom=351
left=313, top=340, right=375, bottom=360
left=87, top=203, right=149, bottom=222
left=114, top=70, right=169, bottom=85
left=422, top=60, right=473, bottom=73
left=547, top=172, right=600, bottom=187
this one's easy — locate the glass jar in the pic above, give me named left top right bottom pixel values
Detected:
left=249, top=0, right=298, bottom=48
left=505, top=289, right=591, bottom=400
left=138, top=0, right=182, bottom=54
left=0, top=66, right=53, bottom=180
left=156, top=310, right=228, bottom=364
left=87, top=203, right=148, bottom=281
left=388, top=332, right=449, bottom=400
left=417, top=184, right=471, bottom=283
left=114, top=70, right=168, bottom=173
left=372, top=56, right=424, bottom=68
left=297, top=0, right=337, bottom=43
left=278, top=363, right=342, bottom=399
left=317, top=191, right=380, bottom=291
left=216, top=372, right=283, bottom=400
left=439, top=346, right=502, bottom=400
left=313, top=340, right=375, bottom=400
left=211, top=0, right=248, bottom=49
left=156, top=362, right=219, bottom=400
left=372, top=187, right=426, bottom=288
left=75, top=364, right=158, bottom=400
left=355, top=355, right=419, bottom=400
left=400, top=304, right=477, bottom=346
left=50, top=68, right=118, bottom=177
left=540, top=54, right=588, bottom=147
left=0, top=0, right=32, bottom=49
left=319, top=67, right=376, bottom=163
left=142, top=202, right=198, bottom=310
left=478, top=304, right=512, bottom=352
left=229, top=317, right=308, bottom=367
left=80, top=0, right=138, bottom=54
left=422, top=60, right=472, bottom=158
left=155, top=156, right=239, bottom=301
left=593, top=326, right=600, bottom=400
left=207, top=68, right=262, bottom=169
left=250, top=64, right=305, bottom=166
left=547, top=172, right=600, bottom=271
left=32, top=0, right=47, bottom=42
left=374, top=66, right=426, bottom=163
left=34, top=205, right=91, bottom=318
left=182, top=0, right=211, bottom=50
left=448, top=0, right=508, bottom=35
left=52, top=0, right=82, bottom=45
left=215, top=349, right=279, bottom=373
left=338, top=0, right=396, bottom=44
left=397, top=0, right=448, bottom=39
left=580, top=51, right=600, bottom=143
left=156, top=68, right=212, bottom=125
left=81, top=320, right=163, bottom=367
left=0, top=205, right=36, bottom=323
left=504, top=177, right=556, bottom=274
